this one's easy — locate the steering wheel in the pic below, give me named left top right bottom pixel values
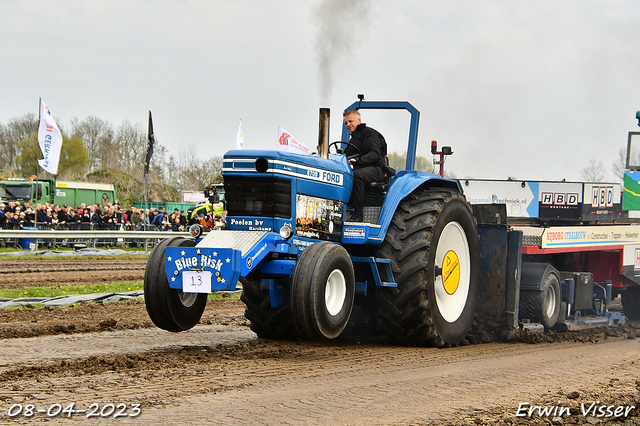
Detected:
left=328, top=141, right=361, bottom=164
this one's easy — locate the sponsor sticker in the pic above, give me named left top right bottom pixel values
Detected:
left=442, top=250, right=460, bottom=295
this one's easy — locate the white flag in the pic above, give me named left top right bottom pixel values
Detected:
left=278, top=126, right=310, bottom=155
left=37, top=100, right=63, bottom=174
left=236, top=119, right=244, bottom=149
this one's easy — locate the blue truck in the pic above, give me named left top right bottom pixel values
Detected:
left=144, top=97, right=634, bottom=346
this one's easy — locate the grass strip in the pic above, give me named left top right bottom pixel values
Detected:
left=0, top=283, right=144, bottom=299
left=0, top=283, right=241, bottom=302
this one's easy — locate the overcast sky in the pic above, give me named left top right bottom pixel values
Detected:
left=2, top=0, right=640, bottom=182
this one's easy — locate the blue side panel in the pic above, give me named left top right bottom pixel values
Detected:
left=361, top=170, right=461, bottom=244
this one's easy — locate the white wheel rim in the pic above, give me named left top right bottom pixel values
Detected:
left=545, top=284, right=557, bottom=318
left=434, top=222, right=471, bottom=323
left=179, top=291, right=198, bottom=308
left=325, top=269, right=347, bottom=316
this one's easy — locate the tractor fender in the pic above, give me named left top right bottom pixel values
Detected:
left=375, top=170, right=461, bottom=242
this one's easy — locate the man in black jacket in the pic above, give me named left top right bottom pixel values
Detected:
left=343, top=109, right=387, bottom=222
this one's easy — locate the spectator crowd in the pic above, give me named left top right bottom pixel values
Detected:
left=0, top=200, right=226, bottom=232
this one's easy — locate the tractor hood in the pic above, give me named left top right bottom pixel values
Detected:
left=223, top=149, right=353, bottom=181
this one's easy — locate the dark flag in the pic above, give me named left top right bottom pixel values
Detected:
left=144, top=111, right=155, bottom=176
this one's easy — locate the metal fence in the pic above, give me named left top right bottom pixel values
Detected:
left=0, top=224, right=192, bottom=251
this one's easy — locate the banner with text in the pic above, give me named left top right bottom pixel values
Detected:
left=37, top=100, right=63, bottom=175
left=278, top=127, right=310, bottom=155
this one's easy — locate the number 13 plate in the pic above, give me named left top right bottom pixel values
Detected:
left=182, top=270, right=212, bottom=293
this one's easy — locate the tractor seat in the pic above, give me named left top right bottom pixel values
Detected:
left=364, top=157, right=396, bottom=207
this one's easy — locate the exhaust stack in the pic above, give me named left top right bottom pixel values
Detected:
left=318, top=108, right=330, bottom=159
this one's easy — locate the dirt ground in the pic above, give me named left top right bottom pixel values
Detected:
left=0, top=257, right=148, bottom=289
left=0, top=255, right=640, bottom=425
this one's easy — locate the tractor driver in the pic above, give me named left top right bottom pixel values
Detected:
left=343, top=109, right=387, bottom=222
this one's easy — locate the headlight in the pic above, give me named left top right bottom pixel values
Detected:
left=279, top=224, right=293, bottom=240
left=189, top=224, right=203, bottom=238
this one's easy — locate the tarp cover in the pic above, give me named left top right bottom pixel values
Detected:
left=0, top=291, right=145, bottom=308
left=0, top=290, right=241, bottom=308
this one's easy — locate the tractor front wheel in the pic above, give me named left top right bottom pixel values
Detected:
left=291, top=241, right=355, bottom=340
left=144, top=236, right=207, bottom=332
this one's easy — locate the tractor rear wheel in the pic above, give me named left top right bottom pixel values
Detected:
left=291, top=241, right=355, bottom=340
left=240, top=278, right=299, bottom=340
left=375, top=188, right=481, bottom=346
left=144, top=236, right=208, bottom=332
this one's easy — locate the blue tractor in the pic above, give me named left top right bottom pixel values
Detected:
left=144, top=97, right=481, bottom=346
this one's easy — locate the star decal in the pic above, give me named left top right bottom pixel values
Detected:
left=171, top=277, right=175, bottom=282
left=226, top=258, right=230, bottom=263
left=213, top=251, right=218, bottom=257
left=181, top=250, right=186, bottom=256
left=221, top=278, right=226, bottom=283
left=196, top=249, right=201, bottom=255
left=167, top=256, right=172, bottom=262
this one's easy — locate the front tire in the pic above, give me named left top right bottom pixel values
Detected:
left=144, top=236, right=207, bottom=332
left=291, top=242, right=356, bottom=340
left=375, top=188, right=481, bottom=346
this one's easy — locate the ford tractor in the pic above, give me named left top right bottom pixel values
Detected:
left=144, top=97, right=481, bottom=346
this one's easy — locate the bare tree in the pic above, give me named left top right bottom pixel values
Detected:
left=1, top=113, right=38, bottom=172
left=114, top=120, right=146, bottom=175
left=70, top=116, right=114, bottom=172
left=151, top=144, right=168, bottom=181
left=175, top=145, right=201, bottom=190
left=197, top=156, right=223, bottom=187
left=581, top=158, right=607, bottom=182
left=612, top=147, right=626, bottom=182
left=0, top=123, right=9, bottom=171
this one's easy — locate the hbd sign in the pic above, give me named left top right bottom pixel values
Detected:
left=541, top=192, right=579, bottom=206
left=591, top=186, right=614, bottom=208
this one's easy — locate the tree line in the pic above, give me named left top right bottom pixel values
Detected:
left=3, top=110, right=623, bottom=195
left=0, top=113, right=222, bottom=191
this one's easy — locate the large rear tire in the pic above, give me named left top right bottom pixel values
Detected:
left=291, top=242, right=356, bottom=340
left=375, top=189, right=481, bottom=346
left=144, top=236, right=207, bottom=332
left=240, top=278, right=299, bottom=340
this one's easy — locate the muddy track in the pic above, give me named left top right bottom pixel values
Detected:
left=0, top=257, right=148, bottom=288
left=1, top=255, right=640, bottom=425
left=1, top=325, right=639, bottom=425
